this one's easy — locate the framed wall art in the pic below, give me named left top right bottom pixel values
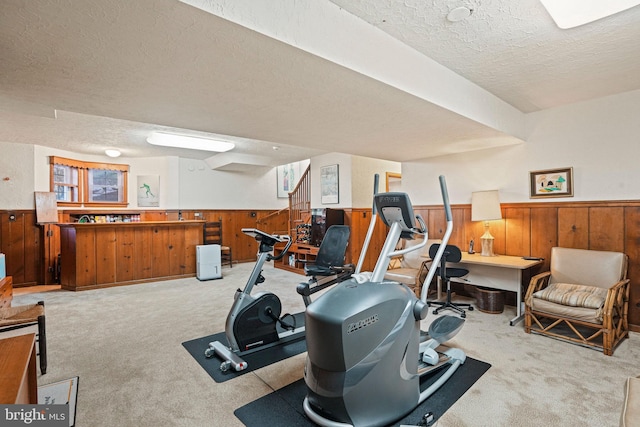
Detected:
left=137, top=175, right=160, bottom=207
left=320, top=164, right=339, bottom=204
left=276, top=162, right=302, bottom=198
left=529, top=167, right=573, bottom=198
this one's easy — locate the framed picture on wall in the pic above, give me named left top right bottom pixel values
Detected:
left=276, top=162, right=301, bottom=198
left=320, top=164, right=339, bottom=204
left=529, top=167, right=573, bottom=198
left=138, top=175, right=160, bottom=207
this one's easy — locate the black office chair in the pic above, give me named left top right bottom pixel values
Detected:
left=428, top=244, right=474, bottom=318
left=297, top=225, right=353, bottom=304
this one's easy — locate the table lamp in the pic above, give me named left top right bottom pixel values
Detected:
left=471, top=190, right=502, bottom=257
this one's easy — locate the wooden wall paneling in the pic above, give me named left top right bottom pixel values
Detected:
left=463, top=207, right=486, bottom=254
left=116, top=228, right=135, bottom=283
left=134, top=227, right=153, bottom=280
left=346, top=209, right=383, bottom=271
left=256, top=209, right=289, bottom=236
left=151, top=226, right=171, bottom=278
left=240, top=211, right=264, bottom=262
left=490, top=211, right=507, bottom=257
left=165, top=210, right=179, bottom=221
left=168, top=225, right=186, bottom=275
left=0, top=212, right=26, bottom=284
left=624, top=207, right=640, bottom=328
left=22, top=213, right=39, bottom=285
left=446, top=208, right=466, bottom=249
left=462, top=208, right=477, bottom=251
left=589, top=207, right=625, bottom=252
left=557, top=207, right=589, bottom=249
left=530, top=207, right=558, bottom=271
left=76, top=228, right=96, bottom=287
left=423, top=208, right=443, bottom=240
left=95, top=227, right=117, bottom=285
left=504, top=208, right=531, bottom=257
left=39, top=224, right=60, bottom=285
left=342, top=210, right=357, bottom=266
left=142, top=211, right=166, bottom=221
left=183, top=224, right=200, bottom=274
left=59, top=227, right=76, bottom=288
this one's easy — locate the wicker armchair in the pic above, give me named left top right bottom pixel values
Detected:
left=524, top=247, right=629, bottom=356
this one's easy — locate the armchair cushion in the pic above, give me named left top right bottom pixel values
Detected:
left=532, top=283, right=608, bottom=322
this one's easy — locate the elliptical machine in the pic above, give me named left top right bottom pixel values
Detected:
left=302, top=176, right=466, bottom=427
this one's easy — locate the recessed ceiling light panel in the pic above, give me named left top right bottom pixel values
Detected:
left=147, top=132, right=235, bottom=152
left=539, top=0, right=640, bottom=29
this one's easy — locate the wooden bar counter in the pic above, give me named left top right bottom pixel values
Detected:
left=58, top=221, right=204, bottom=291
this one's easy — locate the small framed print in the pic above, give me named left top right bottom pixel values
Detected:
left=320, top=164, right=339, bottom=204
left=529, top=167, right=573, bottom=198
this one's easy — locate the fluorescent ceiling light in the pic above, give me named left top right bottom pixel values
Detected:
left=147, top=132, right=235, bottom=152
left=539, top=0, right=640, bottom=29
left=105, top=149, right=121, bottom=158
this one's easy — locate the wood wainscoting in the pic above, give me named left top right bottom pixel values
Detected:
left=2, top=201, right=640, bottom=329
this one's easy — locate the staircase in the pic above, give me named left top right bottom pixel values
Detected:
left=288, top=165, right=311, bottom=240
left=256, top=165, right=311, bottom=239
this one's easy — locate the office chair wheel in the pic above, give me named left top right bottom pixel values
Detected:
left=461, top=312, right=466, bottom=318
left=468, top=306, right=474, bottom=311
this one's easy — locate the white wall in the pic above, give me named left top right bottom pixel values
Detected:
left=0, top=142, right=35, bottom=209
left=351, top=156, right=401, bottom=208
left=310, top=153, right=353, bottom=209
left=31, top=145, right=180, bottom=210
left=402, top=89, right=640, bottom=205
left=178, top=158, right=289, bottom=210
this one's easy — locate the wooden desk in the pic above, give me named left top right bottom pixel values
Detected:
left=0, top=333, right=38, bottom=404
left=452, top=253, right=543, bottom=326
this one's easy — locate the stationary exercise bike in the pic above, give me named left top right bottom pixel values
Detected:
left=204, top=228, right=296, bottom=372
left=302, top=176, right=466, bottom=427
left=205, top=226, right=352, bottom=372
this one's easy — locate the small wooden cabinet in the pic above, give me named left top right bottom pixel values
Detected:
left=273, top=243, right=319, bottom=275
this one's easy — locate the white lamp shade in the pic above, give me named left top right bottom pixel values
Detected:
left=471, top=190, right=502, bottom=221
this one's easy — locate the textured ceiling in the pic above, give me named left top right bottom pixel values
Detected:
left=330, top=0, right=640, bottom=112
left=0, top=0, right=639, bottom=166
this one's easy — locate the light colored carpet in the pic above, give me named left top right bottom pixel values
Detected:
left=13, top=262, right=639, bottom=427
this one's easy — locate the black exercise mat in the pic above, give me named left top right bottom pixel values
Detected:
left=234, top=357, right=490, bottom=426
left=182, top=312, right=306, bottom=383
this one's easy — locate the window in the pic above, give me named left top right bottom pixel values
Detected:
left=87, top=169, right=124, bottom=203
left=50, top=156, right=129, bottom=207
left=52, top=163, right=79, bottom=203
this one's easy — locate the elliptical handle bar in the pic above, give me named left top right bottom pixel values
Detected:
left=420, top=175, right=454, bottom=302
left=355, top=174, right=379, bottom=274
left=440, top=175, right=452, bottom=222
left=371, top=174, right=379, bottom=215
